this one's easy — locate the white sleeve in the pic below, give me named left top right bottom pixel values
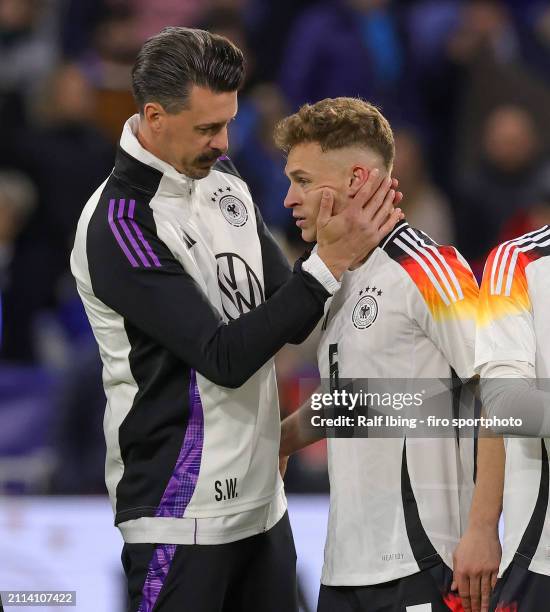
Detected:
left=302, top=251, right=341, bottom=295
left=480, top=360, right=550, bottom=436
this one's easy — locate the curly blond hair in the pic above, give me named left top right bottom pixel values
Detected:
left=274, top=97, right=394, bottom=169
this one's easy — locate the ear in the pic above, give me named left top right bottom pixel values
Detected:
left=347, top=166, right=369, bottom=197
left=143, top=102, right=165, bottom=133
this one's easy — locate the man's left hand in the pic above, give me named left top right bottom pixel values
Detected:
left=452, top=526, right=501, bottom=612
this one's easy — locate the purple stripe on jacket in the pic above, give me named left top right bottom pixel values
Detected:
left=117, top=199, right=152, bottom=267
left=108, top=199, right=138, bottom=267
left=136, top=370, right=204, bottom=611
left=156, top=368, right=204, bottom=518
left=128, top=199, right=162, bottom=267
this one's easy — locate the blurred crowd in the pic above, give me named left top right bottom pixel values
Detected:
left=1, top=0, right=549, bottom=495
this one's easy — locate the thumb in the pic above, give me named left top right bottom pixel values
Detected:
left=317, top=189, right=334, bottom=228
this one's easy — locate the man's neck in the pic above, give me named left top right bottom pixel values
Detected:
left=136, top=123, right=185, bottom=175
left=136, top=126, right=163, bottom=164
left=348, top=248, right=374, bottom=271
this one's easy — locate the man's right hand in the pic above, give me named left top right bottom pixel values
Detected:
left=316, top=169, right=403, bottom=280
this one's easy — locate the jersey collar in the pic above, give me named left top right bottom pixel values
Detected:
left=379, top=219, right=409, bottom=251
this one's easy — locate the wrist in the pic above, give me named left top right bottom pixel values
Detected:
left=303, top=251, right=343, bottom=290
left=316, top=249, right=351, bottom=281
left=466, top=516, right=500, bottom=534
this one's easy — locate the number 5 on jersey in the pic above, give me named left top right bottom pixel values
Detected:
left=329, top=343, right=339, bottom=393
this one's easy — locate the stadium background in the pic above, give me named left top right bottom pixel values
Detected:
left=0, top=0, right=549, bottom=609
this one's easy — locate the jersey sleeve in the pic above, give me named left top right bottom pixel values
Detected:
left=403, top=242, right=479, bottom=381
left=85, top=191, right=329, bottom=389
left=475, top=243, right=535, bottom=370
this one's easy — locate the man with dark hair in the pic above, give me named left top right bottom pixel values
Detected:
left=71, top=28, right=402, bottom=611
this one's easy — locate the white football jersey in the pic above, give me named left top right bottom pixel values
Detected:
left=476, top=225, right=550, bottom=576
left=317, top=222, right=478, bottom=585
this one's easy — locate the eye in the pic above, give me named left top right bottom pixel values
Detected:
left=196, top=125, right=221, bottom=135
left=297, top=177, right=310, bottom=186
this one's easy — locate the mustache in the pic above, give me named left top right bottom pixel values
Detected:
left=195, top=150, right=224, bottom=164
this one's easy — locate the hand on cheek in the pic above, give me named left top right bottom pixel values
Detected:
left=309, top=186, right=338, bottom=210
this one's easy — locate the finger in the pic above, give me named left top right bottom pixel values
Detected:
left=457, top=574, right=472, bottom=612
left=316, top=189, right=334, bottom=228
left=371, top=186, right=395, bottom=228
left=393, top=191, right=404, bottom=206
left=350, top=168, right=384, bottom=210
left=363, top=175, right=393, bottom=218
left=377, top=208, right=402, bottom=238
left=490, top=572, right=498, bottom=589
left=391, top=177, right=399, bottom=190
left=470, top=575, right=481, bottom=612
left=480, top=573, right=491, bottom=612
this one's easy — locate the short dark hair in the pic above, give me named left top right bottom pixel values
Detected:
left=274, top=97, right=395, bottom=170
left=132, top=27, right=245, bottom=114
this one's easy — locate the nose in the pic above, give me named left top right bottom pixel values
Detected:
left=210, top=126, right=229, bottom=154
left=284, top=185, right=300, bottom=209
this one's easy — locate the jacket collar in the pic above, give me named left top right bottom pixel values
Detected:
left=117, top=114, right=197, bottom=197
